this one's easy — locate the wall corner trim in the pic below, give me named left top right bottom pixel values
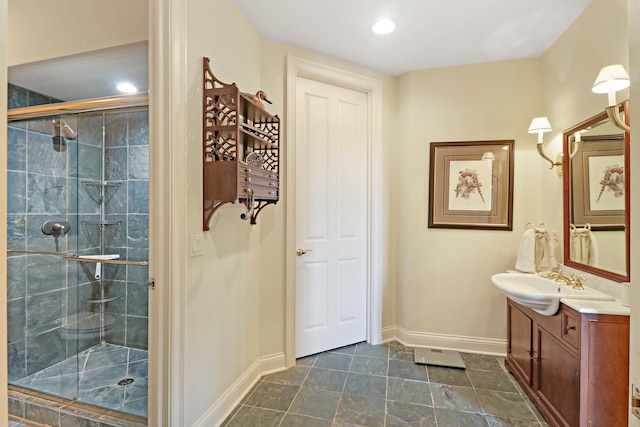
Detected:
left=192, top=353, right=286, bottom=427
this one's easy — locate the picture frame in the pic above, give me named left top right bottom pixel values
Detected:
left=570, top=135, right=625, bottom=230
left=428, top=140, right=514, bottom=230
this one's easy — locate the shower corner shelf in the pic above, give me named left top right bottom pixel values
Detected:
left=84, top=296, right=121, bottom=304
left=81, top=220, right=121, bottom=247
left=82, top=181, right=121, bottom=205
left=202, top=56, right=281, bottom=230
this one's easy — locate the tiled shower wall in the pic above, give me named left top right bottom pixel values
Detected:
left=7, top=84, right=149, bottom=383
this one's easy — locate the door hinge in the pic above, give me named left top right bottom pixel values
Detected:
left=148, top=277, right=156, bottom=290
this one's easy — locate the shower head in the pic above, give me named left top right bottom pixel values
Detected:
left=52, top=119, right=78, bottom=140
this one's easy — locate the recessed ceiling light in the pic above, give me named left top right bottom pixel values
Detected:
left=116, top=82, right=138, bottom=94
left=372, top=19, right=396, bottom=35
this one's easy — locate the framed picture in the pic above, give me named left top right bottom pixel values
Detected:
left=570, top=135, right=625, bottom=230
left=428, top=140, right=514, bottom=230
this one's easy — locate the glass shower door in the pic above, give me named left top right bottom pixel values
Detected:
left=7, top=113, right=81, bottom=399
left=7, top=104, right=149, bottom=420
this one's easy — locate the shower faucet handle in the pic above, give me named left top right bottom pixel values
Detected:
left=42, top=221, right=71, bottom=237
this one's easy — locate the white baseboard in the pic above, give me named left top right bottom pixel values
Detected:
left=192, top=326, right=505, bottom=426
left=260, top=352, right=287, bottom=376
left=382, top=325, right=506, bottom=356
left=193, top=352, right=286, bottom=427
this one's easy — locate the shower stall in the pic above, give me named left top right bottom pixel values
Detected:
left=6, top=90, right=149, bottom=424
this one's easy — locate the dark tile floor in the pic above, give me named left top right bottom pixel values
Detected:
left=222, top=341, right=550, bottom=427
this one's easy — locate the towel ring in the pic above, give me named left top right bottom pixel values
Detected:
left=534, top=223, right=548, bottom=235
left=526, top=222, right=548, bottom=232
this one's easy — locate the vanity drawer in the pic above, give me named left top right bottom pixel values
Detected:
left=239, top=185, right=278, bottom=201
left=239, top=165, right=278, bottom=182
left=238, top=165, right=278, bottom=200
left=561, top=308, right=579, bottom=348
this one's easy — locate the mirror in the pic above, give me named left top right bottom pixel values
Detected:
left=563, top=100, right=630, bottom=282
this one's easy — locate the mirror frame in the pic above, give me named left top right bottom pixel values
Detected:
left=562, top=100, right=630, bottom=282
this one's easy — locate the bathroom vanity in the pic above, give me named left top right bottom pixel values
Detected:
left=506, top=298, right=629, bottom=427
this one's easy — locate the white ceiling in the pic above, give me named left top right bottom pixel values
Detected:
left=235, top=0, right=592, bottom=76
left=8, top=42, right=149, bottom=102
left=8, top=1, right=592, bottom=102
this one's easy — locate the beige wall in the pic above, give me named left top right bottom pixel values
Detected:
left=8, top=0, right=147, bottom=66
left=183, top=0, right=264, bottom=423
left=393, top=59, right=545, bottom=343
left=628, top=0, right=640, bottom=424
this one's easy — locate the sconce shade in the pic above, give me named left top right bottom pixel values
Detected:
left=529, top=116, right=560, bottom=171
left=528, top=117, right=552, bottom=134
left=592, top=65, right=630, bottom=94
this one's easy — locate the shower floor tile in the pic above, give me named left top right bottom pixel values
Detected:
left=13, top=343, right=148, bottom=418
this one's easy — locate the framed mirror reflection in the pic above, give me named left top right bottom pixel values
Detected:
left=562, top=100, right=630, bottom=282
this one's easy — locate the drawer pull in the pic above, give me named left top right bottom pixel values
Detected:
left=565, top=325, right=576, bottom=333
left=269, top=182, right=275, bottom=186
left=246, top=178, right=251, bottom=183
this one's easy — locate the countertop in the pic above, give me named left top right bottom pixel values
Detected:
left=560, top=297, right=630, bottom=316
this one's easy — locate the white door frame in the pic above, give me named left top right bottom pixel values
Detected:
left=285, top=56, right=383, bottom=366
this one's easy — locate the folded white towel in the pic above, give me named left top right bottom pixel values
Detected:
left=570, top=225, right=581, bottom=262
left=515, top=228, right=536, bottom=273
left=569, top=224, right=598, bottom=266
left=546, top=230, right=560, bottom=271
left=588, top=229, right=598, bottom=266
left=536, top=231, right=549, bottom=271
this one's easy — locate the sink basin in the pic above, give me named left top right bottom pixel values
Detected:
left=491, top=272, right=615, bottom=315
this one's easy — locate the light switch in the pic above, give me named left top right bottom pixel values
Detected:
left=190, top=233, right=204, bottom=257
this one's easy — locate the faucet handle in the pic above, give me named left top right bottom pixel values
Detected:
left=572, top=274, right=586, bottom=290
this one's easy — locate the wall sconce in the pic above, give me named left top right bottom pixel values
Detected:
left=592, top=64, right=630, bottom=133
left=529, top=116, right=562, bottom=174
left=569, top=131, right=583, bottom=158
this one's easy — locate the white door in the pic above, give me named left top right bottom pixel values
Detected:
left=295, top=77, right=368, bottom=358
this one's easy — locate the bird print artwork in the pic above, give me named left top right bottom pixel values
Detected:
left=597, top=164, right=624, bottom=201
left=454, top=169, right=485, bottom=203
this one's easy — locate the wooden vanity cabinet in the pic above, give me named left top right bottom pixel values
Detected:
left=506, top=299, right=629, bottom=427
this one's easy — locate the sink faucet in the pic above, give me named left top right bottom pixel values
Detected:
left=546, top=270, right=585, bottom=290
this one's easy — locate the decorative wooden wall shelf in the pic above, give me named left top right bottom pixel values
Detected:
left=202, top=57, right=280, bottom=230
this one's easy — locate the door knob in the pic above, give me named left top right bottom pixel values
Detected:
left=296, top=248, right=313, bottom=256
